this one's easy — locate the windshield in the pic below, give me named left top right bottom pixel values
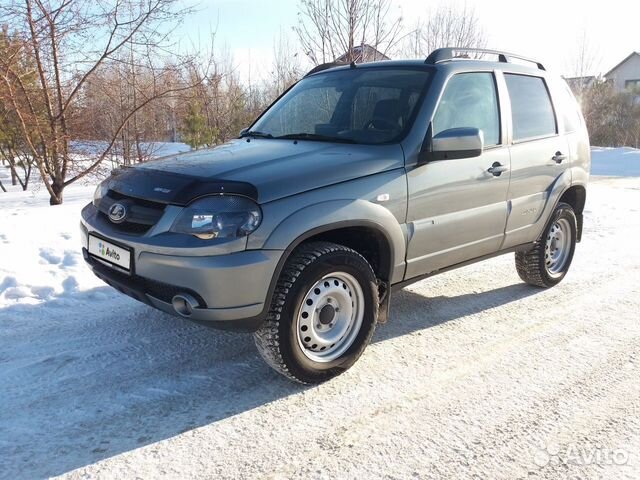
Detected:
left=249, top=67, right=432, bottom=145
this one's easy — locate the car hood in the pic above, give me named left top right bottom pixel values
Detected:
left=134, top=139, right=404, bottom=204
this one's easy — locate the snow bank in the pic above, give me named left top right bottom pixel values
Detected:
left=0, top=185, right=104, bottom=308
left=0, top=142, right=187, bottom=308
left=591, top=147, right=640, bottom=177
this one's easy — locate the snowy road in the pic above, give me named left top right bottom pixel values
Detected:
left=1, top=171, right=640, bottom=478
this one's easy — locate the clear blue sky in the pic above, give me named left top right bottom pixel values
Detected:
left=177, top=0, right=640, bottom=82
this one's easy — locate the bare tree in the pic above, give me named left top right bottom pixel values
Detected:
left=270, top=29, right=301, bottom=97
left=0, top=122, right=35, bottom=191
left=0, top=0, right=210, bottom=204
left=565, top=29, right=601, bottom=101
left=403, top=3, right=486, bottom=58
left=568, top=30, right=601, bottom=78
left=295, top=0, right=403, bottom=65
left=580, top=79, right=640, bottom=148
left=76, top=54, right=193, bottom=166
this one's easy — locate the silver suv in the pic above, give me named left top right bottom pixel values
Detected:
left=81, top=48, right=590, bottom=383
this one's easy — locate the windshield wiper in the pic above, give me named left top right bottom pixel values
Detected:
left=276, top=133, right=357, bottom=144
left=240, top=130, right=274, bottom=139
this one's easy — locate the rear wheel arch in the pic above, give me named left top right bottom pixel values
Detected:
left=558, top=185, right=586, bottom=241
left=559, top=185, right=586, bottom=215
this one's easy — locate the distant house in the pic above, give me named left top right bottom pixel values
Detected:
left=335, top=44, right=390, bottom=64
left=604, top=52, right=640, bottom=92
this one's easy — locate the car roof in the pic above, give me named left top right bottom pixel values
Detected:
left=307, top=56, right=551, bottom=78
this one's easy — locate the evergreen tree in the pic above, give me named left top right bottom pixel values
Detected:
left=181, top=101, right=216, bottom=150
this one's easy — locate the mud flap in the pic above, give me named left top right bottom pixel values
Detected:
left=576, top=213, right=583, bottom=242
left=377, top=280, right=391, bottom=324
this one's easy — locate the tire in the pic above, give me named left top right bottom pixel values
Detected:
left=515, top=202, right=577, bottom=288
left=254, top=241, right=378, bottom=384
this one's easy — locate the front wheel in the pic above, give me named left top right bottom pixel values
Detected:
left=254, top=241, right=378, bottom=384
left=515, top=202, right=577, bottom=288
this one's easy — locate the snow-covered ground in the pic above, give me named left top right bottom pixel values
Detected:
left=1, top=148, right=639, bottom=479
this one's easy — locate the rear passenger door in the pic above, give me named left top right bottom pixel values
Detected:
left=501, top=73, right=570, bottom=249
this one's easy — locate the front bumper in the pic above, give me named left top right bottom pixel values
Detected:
left=81, top=205, right=282, bottom=331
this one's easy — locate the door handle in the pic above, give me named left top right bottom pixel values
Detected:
left=487, top=162, right=509, bottom=176
left=552, top=151, right=567, bottom=164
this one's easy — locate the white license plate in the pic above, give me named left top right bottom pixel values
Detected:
left=88, top=235, right=131, bottom=271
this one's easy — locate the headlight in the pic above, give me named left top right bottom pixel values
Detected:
left=170, top=195, right=262, bottom=240
left=93, top=182, right=109, bottom=206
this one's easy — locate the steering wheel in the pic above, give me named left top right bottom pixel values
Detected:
left=364, top=117, right=398, bottom=131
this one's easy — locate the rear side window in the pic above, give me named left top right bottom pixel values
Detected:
left=505, top=74, right=557, bottom=141
left=433, top=72, right=500, bottom=146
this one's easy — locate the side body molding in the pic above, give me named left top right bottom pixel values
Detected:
left=262, top=199, right=407, bottom=284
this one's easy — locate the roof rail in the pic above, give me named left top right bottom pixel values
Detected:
left=425, top=47, right=546, bottom=71
left=304, top=61, right=348, bottom=77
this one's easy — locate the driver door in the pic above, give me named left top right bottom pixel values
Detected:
left=405, top=71, right=510, bottom=278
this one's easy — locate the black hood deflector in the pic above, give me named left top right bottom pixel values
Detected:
left=107, top=167, right=258, bottom=206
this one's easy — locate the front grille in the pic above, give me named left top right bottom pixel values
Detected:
left=96, top=191, right=166, bottom=235
left=111, top=221, right=151, bottom=235
left=108, top=190, right=166, bottom=209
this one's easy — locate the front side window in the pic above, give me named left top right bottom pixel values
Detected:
left=251, top=68, right=431, bottom=145
left=432, top=72, right=500, bottom=147
left=505, top=74, right=557, bottom=141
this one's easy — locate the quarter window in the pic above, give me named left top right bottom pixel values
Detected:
left=505, top=74, right=557, bottom=141
left=433, top=72, right=500, bottom=147
left=557, top=82, right=582, bottom=133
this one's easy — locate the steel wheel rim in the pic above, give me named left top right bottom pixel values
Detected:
left=545, top=217, right=572, bottom=278
left=295, top=271, right=365, bottom=363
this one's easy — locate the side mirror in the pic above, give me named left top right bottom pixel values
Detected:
left=422, top=127, right=484, bottom=162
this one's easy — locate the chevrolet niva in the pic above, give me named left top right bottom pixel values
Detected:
left=81, top=48, right=590, bottom=383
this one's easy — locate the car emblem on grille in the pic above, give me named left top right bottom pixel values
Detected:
left=108, top=203, right=128, bottom=224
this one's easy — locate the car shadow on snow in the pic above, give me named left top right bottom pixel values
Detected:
left=0, top=282, right=540, bottom=478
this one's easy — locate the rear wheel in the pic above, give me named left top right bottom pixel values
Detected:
left=515, top=202, right=577, bottom=288
left=254, top=241, right=378, bottom=384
